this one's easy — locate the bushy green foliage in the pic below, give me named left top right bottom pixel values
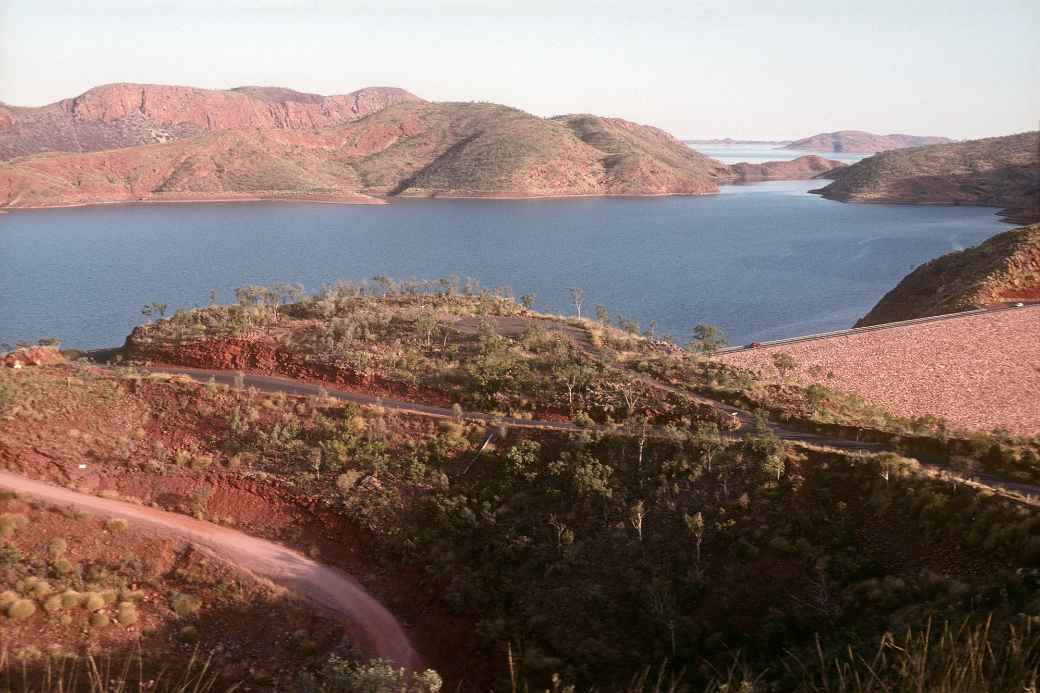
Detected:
left=296, top=656, right=442, bottom=693
left=326, top=418, right=1040, bottom=689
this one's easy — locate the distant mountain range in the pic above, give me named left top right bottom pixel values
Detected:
left=783, top=130, right=952, bottom=153
left=0, top=83, right=421, bottom=160
left=0, top=83, right=849, bottom=209
left=812, top=131, right=1040, bottom=223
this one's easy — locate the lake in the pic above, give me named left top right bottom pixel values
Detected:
left=0, top=181, right=1008, bottom=350
left=688, top=143, right=868, bottom=165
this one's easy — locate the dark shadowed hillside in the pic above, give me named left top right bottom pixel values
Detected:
left=812, top=132, right=1040, bottom=223
left=857, top=223, right=1040, bottom=325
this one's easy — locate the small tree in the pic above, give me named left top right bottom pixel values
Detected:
left=689, top=323, right=727, bottom=355
left=141, top=302, right=167, bottom=321
left=569, top=287, right=585, bottom=320
left=372, top=275, right=396, bottom=298
left=595, top=305, right=610, bottom=325
left=772, top=352, right=797, bottom=385
left=685, top=511, right=705, bottom=565
left=806, top=383, right=828, bottom=416
left=764, top=453, right=786, bottom=482
left=520, top=294, right=535, bottom=309
left=629, top=500, right=647, bottom=542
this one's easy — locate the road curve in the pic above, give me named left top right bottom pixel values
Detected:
left=0, top=470, right=422, bottom=670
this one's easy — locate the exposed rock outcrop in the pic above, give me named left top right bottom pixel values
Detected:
left=2, top=345, right=66, bottom=368
left=0, top=83, right=421, bottom=160
left=856, top=224, right=1040, bottom=326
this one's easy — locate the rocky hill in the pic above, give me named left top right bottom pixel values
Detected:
left=725, top=155, right=845, bottom=182
left=0, top=101, right=737, bottom=207
left=784, top=130, right=952, bottom=153
left=0, top=83, right=421, bottom=160
left=856, top=224, right=1040, bottom=326
left=812, top=132, right=1040, bottom=223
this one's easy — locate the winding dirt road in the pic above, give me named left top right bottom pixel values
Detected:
left=0, top=471, right=422, bottom=670
left=141, top=365, right=1040, bottom=499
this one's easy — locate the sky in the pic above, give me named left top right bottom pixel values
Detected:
left=1, top=0, right=1038, bottom=140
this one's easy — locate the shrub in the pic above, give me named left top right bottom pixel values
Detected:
left=116, top=602, right=138, bottom=625
left=50, top=558, right=74, bottom=576
left=43, top=595, right=64, bottom=613
left=47, top=538, right=68, bottom=558
left=169, top=592, right=201, bottom=617
left=7, top=598, right=36, bottom=620
left=89, top=612, right=110, bottom=628
left=178, top=625, right=199, bottom=643
left=0, top=513, right=28, bottom=539
left=83, top=592, right=105, bottom=611
left=0, top=590, right=19, bottom=609
left=0, top=543, right=21, bottom=565
left=31, top=580, right=53, bottom=598
left=60, top=590, right=82, bottom=608
left=105, top=517, right=129, bottom=532
left=336, top=471, right=363, bottom=494
left=300, top=656, right=443, bottom=693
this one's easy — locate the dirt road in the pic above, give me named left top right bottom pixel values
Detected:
left=0, top=471, right=422, bottom=670
left=139, top=365, right=1040, bottom=499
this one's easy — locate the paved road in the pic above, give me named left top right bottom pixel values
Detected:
left=717, top=301, right=1040, bottom=354
left=0, top=471, right=422, bottom=670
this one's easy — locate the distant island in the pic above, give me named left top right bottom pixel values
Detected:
left=856, top=223, right=1040, bottom=326
left=726, top=155, right=845, bottom=182
left=684, top=138, right=790, bottom=146
left=784, top=130, right=953, bottom=153
left=812, top=131, right=1040, bottom=223
left=0, top=83, right=849, bottom=209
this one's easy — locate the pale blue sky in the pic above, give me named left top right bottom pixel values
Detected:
left=1, top=0, right=1037, bottom=140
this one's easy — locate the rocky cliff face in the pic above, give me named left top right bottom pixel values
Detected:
left=812, top=132, right=1040, bottom=223
left=0, top=83, right=421, bottom=160
left=856, top=224, right=1040, bottom=326
left=724, top=155, right=845, bottom=182
left=784, top=130, right=952, bottom=153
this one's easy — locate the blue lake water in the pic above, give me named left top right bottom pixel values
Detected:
left=0, top=180, right=1008, bottom=349
left=689, top=144, right=868, bottom=165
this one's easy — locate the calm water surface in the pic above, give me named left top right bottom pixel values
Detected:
left=690, top=144, right=867, bottom=165
left=0, top=181, right=1007, bottom=349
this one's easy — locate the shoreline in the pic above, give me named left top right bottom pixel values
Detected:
left=0, top=193, right=388, bottom=213
left=808, top=188, right=1031, bottom=224
left=0, top=189, right=726, bottom=212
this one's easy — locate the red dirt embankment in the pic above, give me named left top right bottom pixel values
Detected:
left=720, top=307, right=1040, bottom=435
left=123, top=333, right=454, bottom=407
left=0, top=471, right=421, bottom=670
